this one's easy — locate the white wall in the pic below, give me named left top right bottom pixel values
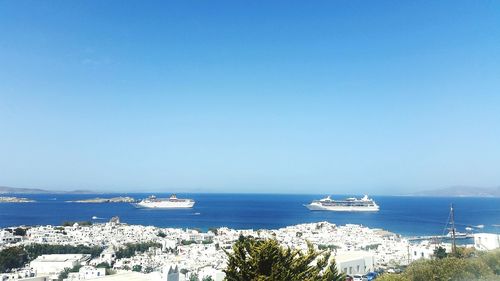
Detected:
left=474, top=233, right=500, bottom=251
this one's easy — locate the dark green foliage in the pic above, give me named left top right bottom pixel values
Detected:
left=181, top=240, right=196, bottom=246
left=13, top=227, right=27, bottom=236
left=180, top=268, right=189, bottom=275
left=0, top=247, right=28, bottom=273
left=189, top=273, right=200, bottom=281
left=361, top=243, right=381, bottom=251
left=433, top=246, right=447, bottom=259
left=57, top=264, right=82, bottom=281
left=1, top=244, right=103, bottom=273
left=96, top=262, right=111, bottom=268
left=24, top=244, right=103, bottom=260
left=132, top=265, right=142, bottom=272
left=115, top=242, right=162, bottom=259
left=208, top=228, right=219, bottom=235
left=202, top=276, right=214, bottom=281
left=224, top=236, right=345, bottom=281
left=157, top=231, right=167, bottom=238
left=318, top=244, right=340, bottom=251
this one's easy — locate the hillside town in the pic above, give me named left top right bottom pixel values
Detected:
left=1, top=218, right=499, bottom=281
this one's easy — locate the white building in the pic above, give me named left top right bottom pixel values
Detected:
left=335, top=251, right=375, bottom=275
left=0, top=230, right=22, bottom=245
left=85, top=271, right=161, bottom=281
left=30, top=254, right=90, bottom=280
left=90, top=248, right=116, bottom=266
left=65, top=266, right=105, bottom=280
left=0, top=269, right=36, bottom=280
left=409, top=241, right=441, bottom=261
left=474, top=233, right=500, bottom=251
left=198, top=266, right=225, bottom=281
left=2, top=277, right=49, bottom=281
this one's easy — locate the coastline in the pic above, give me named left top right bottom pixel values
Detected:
left=0, top=196, right=36, bottom=203
left=1, top=193, right=499, bottom=237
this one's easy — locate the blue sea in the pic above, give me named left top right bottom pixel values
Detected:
left=1, top=193, right=499, bottom=237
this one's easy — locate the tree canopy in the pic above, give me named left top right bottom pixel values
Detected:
left=378, top=249, right=500, bottom=281
left=224, top=236, right=345, bottom=281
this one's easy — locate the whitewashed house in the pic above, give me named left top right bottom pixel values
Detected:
left=474, top=233, right=500, bottom=251
left=30, top=254, right=90, bottom=280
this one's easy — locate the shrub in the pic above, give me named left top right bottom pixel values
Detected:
left=224, top=236, right=344, bottom=281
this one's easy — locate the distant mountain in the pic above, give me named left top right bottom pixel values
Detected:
left=411, top=186, right=500, bottom=197
left=0, top=186, right=94, bottom=194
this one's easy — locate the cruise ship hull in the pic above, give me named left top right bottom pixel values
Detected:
left=305, top=203, right=379, bottom=212
left=133, top=201, right=195, bottom=209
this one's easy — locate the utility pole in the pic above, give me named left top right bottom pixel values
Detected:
left=450, top=203, right=457, bottom=256
left=407, top=244, right=410, bottom=265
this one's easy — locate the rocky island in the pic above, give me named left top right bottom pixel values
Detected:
left=0, top=196, right=36, bottom=203
left=67, top=196, right=136, bottom=203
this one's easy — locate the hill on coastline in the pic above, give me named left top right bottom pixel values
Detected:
left=0, top=186, right=94, bottom=194
left=410, top=186, right=500, bottom=197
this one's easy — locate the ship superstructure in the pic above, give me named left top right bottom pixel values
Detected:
left=134, top=194, right=195, bottom=209
left=305, top=195, right=379, bottom=211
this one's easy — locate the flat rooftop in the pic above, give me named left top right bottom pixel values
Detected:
left=32, top=254, right=89, bottom=262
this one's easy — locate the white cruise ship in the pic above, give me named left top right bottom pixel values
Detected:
left=133, top=194, right=195, bottom=209
left=305, top=195, right=379, bottom=212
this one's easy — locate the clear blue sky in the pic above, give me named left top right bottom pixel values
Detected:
left=1, top=1, right=499, bottom=194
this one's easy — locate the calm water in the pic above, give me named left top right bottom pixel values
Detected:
left=1, top=193, right=499, bottom=237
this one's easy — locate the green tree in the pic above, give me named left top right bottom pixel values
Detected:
left=224, top=236, right=345, bottom=281
left=208, top=228, right=219, bottom=235
left=433, top=246, right=447, bottom=259
left=202, top=276, right=214, bottom=281
left=96, top=262, right=111, bottom=268
left=13, top=227, right=27, bottom=236
left=57, top=264, right=82, bottom=281
left=115, top=242, right=162, bottom=259
left=189, top=273, right=200, bottom=281
left=24, top=244, right=103, bottom=260
left=132, top=265, right=142, bottom=272
left=0, top=247, right=28, bottom=272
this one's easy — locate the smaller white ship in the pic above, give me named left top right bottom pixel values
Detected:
left=305, top=195, right=379, bottom=212
left=446, top=230, right=473, bottom=239
left=134, top=194, right=195, bottom=209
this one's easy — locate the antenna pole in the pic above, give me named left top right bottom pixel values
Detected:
left=450, top=203, right=457, bottom=255
left=407, top=244, right=410, bottom=265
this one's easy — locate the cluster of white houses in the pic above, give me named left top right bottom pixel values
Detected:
left=1, top=219, right=499, bottom=281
